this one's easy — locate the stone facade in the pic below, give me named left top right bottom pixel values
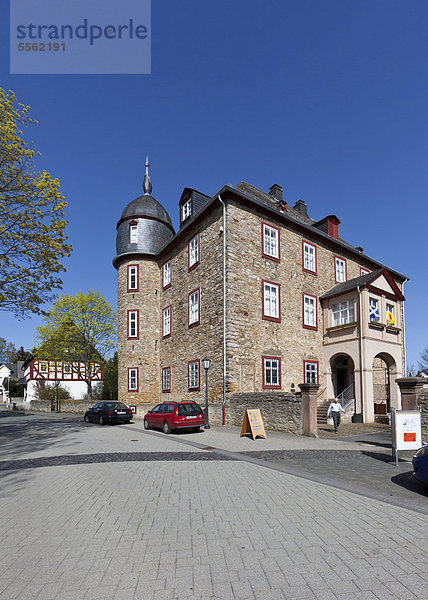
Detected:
left=228, top=392, right=302, bottom=435
left=114, top=175, right=408, bottom=426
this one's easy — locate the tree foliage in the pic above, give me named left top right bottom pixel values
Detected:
left=0, top=337, right=16, bottom=363
left=36, top=290, right=117, bottom=398
left=0, top=87, right=72, bottom=317
left=418, top=346, right=428, bottom=372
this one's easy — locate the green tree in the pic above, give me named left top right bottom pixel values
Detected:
left=0, top=337, right=16, bottom=363
left=36, top=290, right=117, bottom=399
left=102, top=351, right=118, bottom=400
left=0, top=87, right=72, bottom=317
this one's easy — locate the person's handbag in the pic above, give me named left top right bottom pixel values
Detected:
left=327, top=417, right=333, bottom=425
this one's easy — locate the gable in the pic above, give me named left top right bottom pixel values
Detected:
left=369, top=274, right=395, bottom=295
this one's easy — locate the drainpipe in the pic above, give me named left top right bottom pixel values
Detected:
left=402, top=278, right=408, bottom=376
left=357, top=285, right=364, bottom=419
left=218, top=195, right=227, bottom=425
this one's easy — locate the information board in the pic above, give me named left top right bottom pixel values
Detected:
left=240, top=409, right=267, bottom=440
left=392, top=410, right=422, bottom=451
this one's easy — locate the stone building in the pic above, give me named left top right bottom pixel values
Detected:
left=113, top=161, right=407, bottom=424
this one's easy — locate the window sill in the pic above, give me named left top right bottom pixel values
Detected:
left=386, top=325, right=401, bottom=334
left=326, top=321, right=357, bottom=332
left=368, top=321, right=385, bottom=330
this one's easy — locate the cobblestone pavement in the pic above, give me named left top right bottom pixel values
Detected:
left=0, top=409, right=427, bottom=600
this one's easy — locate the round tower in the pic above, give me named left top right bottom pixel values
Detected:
left=113, top=159, right=174, bottom=408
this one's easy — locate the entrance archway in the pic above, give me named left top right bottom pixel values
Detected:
left=372, top=352, right=397, bottom=414
left=330, top=354, right=355, bottom=399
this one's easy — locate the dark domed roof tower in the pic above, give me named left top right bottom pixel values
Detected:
left=114, top=159, right=174, bottom=408
left=113, top=159, right=174, bottom=266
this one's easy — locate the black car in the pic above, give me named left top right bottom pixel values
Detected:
left=84, top=402, right=133, bottom=425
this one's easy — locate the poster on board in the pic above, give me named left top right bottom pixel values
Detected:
left=240, top=409, right=267, bottom=440
left=392, top=410, right=422, bottom=451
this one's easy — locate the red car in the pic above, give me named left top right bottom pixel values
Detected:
left=144, top=401, right=205, bottom=433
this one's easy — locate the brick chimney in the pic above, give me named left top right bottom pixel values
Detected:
left=269, top=184, right=283, bottom=202
left=293, top=199, right=308, bottom=217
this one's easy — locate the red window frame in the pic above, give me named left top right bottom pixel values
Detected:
left=303, top=360, right=319, bottom=384
left=188, top=359, right=200, bottom=391
left=188, top=287, right=200, bottom=327
left=162, top=366, right=171, bottom=392
left=334, top=255, right=347, bottom=284
left=302, top=240, right=317, bottom=275
left=262, top=356, right=281, bottom=389
left=162, top=305, right=172, bottom=338
left=127, top=309, right=139, bottom=340
left=302, top=293, right=318, bottom=330
left=127, top=264, right=139, bottom=292
left=188, top=233, right=200, bottom=271
left=261, top=222, right=280, bottom=262
left=162, top=260, right=172, bottom=289
left=360, top=267, right=369, bottom=276
left=262, top=280, right=281, bottom=322
left=128, top=367, right=138, bottom=392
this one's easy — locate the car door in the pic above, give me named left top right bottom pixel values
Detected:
left=147, top=404, right=162, bottom=428
left=87, top=403, right=102, bottom=422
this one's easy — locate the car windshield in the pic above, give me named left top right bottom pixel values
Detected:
left=178, top=403, right=203, bottom=416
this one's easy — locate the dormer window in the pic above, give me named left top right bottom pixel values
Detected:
left=129, top=222, right=138, bottom=244
left=182, top=199, right=192, bottom=222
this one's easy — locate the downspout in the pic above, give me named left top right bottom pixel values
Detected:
left=218, top=195, right=227, bottom=425
left=357, top=285, right=364, bottom=420
left=402, top=278, right=408, bottom=376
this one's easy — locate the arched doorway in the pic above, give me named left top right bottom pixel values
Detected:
left=330, top=354, right=355, bottom=400
left=372, top=353, right=396, bottom=414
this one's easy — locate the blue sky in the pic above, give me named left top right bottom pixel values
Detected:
left=0, top=0, right=427, bottom=369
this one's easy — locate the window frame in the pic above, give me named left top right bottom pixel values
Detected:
left=262, top=280, right=281, bottom=322
left=129, top=223, right=138, bottom=244
left=188, top=233, right=200, bottom=271
left=128, top=367, right=138, bottom=392
left=332, top=300, right=355, bottom=327
left=303, top=360, right=319, bottom=384
left=188, top=288, right=200, bottom=327
left=182, top=198, right=192, bottom=222
left=360, top=267, right=370, bottom=276
left=162, top=260, right=172, bottom=289
left=369, top=297, right=380, bottom=322
left=334, top=255, right=347, bottom=283
left=302, top=293, right=318, bottom=330
left=302, top=241, right=317, bottom=275
left=127, top=264, right=139, bottom=292
left=262, top=356, right=281, bottom=389
left=127, top=309, right=139, bottom=339
left=261, top=222, right=280, bottom=262
left=386, top=302, right=396, bottom=326
left=162, top=305, right=171, bottom=338
left=188, top=360, right=200, bottom=391
left=162, top=366, right=171, bottom=392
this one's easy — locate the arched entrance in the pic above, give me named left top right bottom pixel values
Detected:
left=372, top=352, right=396, bottom=415
left=330, top=354, right=355, bottom=400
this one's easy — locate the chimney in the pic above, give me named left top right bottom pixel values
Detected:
left=269, top=184, right=283, bottom=202
left=356, top=246, right=364, bottom=253
left=293, top=199, right=308, bottom=217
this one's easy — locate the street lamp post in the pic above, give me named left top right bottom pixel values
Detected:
left=7, top=370, right=14, bottom=407
left=54, top=380, right=60, bottom=413
left=202, top=357, right=211, bottom=429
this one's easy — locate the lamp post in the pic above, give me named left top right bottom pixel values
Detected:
left=54, top=379, right=60, bottom=413
left=7, top=370, right=14, bottom=407
left=202, top=357, right=211, bottom=429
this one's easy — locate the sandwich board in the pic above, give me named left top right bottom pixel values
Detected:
left=240, top=409, right=266, bottom=440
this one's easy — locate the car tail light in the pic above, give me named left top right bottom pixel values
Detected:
left=108, top=410, right=115, bottom=415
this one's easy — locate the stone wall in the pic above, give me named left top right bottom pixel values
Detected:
left=228, top=392, right=302, bottom=435
left=418, top=392, right=428, bottom=441
left=13, top=399, right=92, bottom=414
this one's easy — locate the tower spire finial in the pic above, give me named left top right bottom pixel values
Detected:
left=143, top=156, right=152, bottom=195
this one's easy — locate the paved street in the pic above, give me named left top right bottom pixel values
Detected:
left=0, top=409, right=427, bottom=600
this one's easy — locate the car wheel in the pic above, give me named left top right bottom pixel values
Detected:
left=144, top=419, right=150, bottom=430
left=99, top=415, right=105, bottom=425
left=84, top=415, right=90, bottom=423
left=162, top=421, right=172, bottom=434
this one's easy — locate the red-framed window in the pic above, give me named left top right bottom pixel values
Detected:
left=262, top=280, right=281, bottom=322
left=334, top=255, right=347, bottom=283
left=162, top=305, right=171, bottom=338
left=188, top=288, right=200, bottom=327
left=302, top=293, right=318, bottom=330
left=188, top=360, right=200, bottom=391
left=360, top=267, right=369, bottom=276
left=128, top=367, right=138, bottom=392
left=302, top=241, right=317, bottom=275
left=127, top=264, right=139, bottom=292
left=162, top=367, right=171, bottom=392
left=188, top=233, right=200, bottom=270
left=127, top=310, right=139, bottom=339
left=303, top=361, right=319, bottom=384
left=162, top=260, right=172, bottom=289
left=261, top=222, right=280, bottom=261
left=262, top=356, right=281, bottom=389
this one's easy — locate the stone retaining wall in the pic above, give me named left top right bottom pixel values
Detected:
left=228, top=392, right=302, bottom=435
left=419, top=396, right=428, bottom=441
left=13, top=399, right=92, bottom=414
